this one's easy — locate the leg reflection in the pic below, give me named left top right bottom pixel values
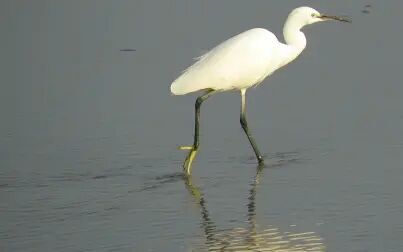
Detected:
left=183, top=164, right=325, bottom=251
left=184, top=176, right=218, bottom=245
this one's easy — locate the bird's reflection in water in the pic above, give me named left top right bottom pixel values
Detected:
left=184, top=165, right=326, bottom=251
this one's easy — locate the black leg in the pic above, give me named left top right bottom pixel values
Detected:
left=240, top=89, right=264, bottom=163
left=182, top=90, right=216, bottom=175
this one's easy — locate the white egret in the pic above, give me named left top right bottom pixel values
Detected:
left=171, top=6, right=351, bottom=175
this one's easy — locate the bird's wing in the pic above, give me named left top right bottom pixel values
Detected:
left=171, top=28, right=279, bottom=95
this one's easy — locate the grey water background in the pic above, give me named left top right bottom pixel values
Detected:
left=1, top=0, right=402, bottom=251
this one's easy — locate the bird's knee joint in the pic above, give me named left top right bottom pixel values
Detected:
left=240, top=117, right=247, bottom=128
left=195, top=97, right=204, bottom=108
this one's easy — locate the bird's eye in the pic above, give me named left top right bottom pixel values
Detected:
left=311, top=13, right=316, bottom=17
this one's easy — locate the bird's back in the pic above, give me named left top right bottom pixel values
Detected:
left=171, top=28, right=280, bottom=95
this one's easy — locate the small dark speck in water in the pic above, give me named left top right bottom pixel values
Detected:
left=362, top=4, right=372, bottom=14
left=92, top=175, right=108, bottom=180
left=120, top=49, right=136, bottom=52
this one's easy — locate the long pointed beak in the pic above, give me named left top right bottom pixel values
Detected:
left=320, top=14, right=352, bottom=23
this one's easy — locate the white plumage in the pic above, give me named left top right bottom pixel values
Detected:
left=171, top=28, right=280, bottom=95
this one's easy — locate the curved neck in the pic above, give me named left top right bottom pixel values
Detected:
left=283, top=18, right=307, bottom=51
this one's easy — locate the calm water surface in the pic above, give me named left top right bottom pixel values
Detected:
left=1, top=1, right=402, bottom=251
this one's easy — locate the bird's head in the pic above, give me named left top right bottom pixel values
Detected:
left=290, top=6, right=351, bottom=26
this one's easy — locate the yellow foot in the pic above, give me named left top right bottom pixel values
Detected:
left=178, top=145, right=193, bottom=150
left=183, top=148, right=198, bottom=176
left=177, top=145, right=199, bottom=175
left=177, top=145, right=199, bottom=176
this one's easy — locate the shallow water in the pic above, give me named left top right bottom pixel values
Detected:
left=1, top=1, right=403, bottom=251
